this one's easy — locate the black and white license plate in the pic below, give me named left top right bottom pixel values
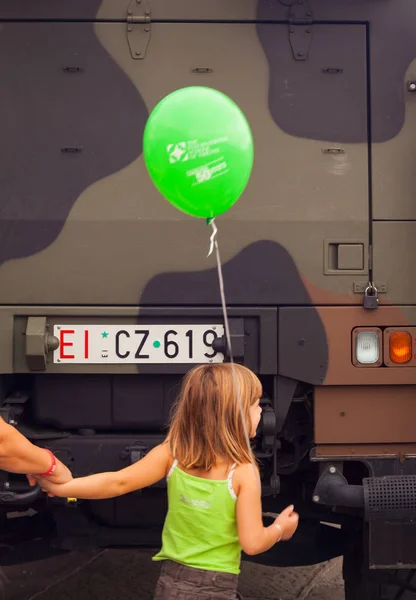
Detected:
left=53, top=324, right=225, bottom=364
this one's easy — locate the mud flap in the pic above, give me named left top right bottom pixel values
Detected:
left=312, top=462, right=416, bottom=569
left=363, top=475, right=416, bottom=569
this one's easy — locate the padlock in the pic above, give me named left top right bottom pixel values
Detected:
left=364, top=285, right=378, bottom=310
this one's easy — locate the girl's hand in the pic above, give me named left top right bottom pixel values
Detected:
left=29, top=475, right=63, bottom=497
left=274, top=505, right=299, bottom=541
left=37, top=478, right=61, bottom=497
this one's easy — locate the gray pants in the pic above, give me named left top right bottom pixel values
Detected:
left=154, top=560, right=242, bottom=600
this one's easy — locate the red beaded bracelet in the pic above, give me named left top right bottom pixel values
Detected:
left=39, top=449, right=57, bottom=477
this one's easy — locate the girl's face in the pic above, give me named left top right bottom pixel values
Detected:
left=249, top=398, right=262, bottom=438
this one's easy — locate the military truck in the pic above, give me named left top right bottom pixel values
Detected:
left=1, top=0, right=416, bottom=597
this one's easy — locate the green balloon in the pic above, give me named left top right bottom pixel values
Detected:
left=143, top=87, right=254, bottom=218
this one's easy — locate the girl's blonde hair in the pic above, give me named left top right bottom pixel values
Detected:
left=167, top=363, right=262, bottom=470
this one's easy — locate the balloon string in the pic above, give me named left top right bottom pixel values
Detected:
left=208, top=219, right=255, bottom=466
left=207, top=219, right=218, bottom=258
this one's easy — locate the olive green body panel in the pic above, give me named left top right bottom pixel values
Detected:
left=0, top=18, right=368, bottom=305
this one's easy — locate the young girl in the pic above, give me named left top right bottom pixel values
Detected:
left=36, top=364, right=299, bottom=599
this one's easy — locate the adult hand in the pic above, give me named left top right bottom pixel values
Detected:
left=27, top=458, right=72, bottom=487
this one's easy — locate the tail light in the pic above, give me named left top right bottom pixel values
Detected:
left=389, top=331, right=412, bottom=364
left=352, top=328, right=382, bottom=367
left=353, top=327, right=416, bottom=368
left=384, top=328, right=415, bottom=367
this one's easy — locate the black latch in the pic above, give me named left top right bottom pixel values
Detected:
left=123, top=441, right=148, bottom=495
left=0, top=407, right=16, bottom=425
left=284, top=0, right=313, bottom=61
left=127, top=441, right=148, bottom=465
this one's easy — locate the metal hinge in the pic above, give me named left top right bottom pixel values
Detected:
left=127, top=0, right=151, bottom=60
left=283, top=0, right=313, bottom=61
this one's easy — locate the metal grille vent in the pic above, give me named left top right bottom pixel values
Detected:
left=363, top=476, right=416, bottom=521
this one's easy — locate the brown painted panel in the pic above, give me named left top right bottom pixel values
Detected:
left=315, top=306, right=416, bottom=385
left=314, top=386, right=416, bottom=444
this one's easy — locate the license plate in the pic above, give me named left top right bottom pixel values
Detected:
left=53, top=325, right=225, bottom=364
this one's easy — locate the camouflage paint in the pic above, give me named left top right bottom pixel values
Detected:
left=0, top=0, right=108, bottom=19
left=0, top=17, right=146, bottom=263
left=256, top=22, right=368, bottom=143
left=257, top=0, right=416, bottom=143
left=142, top=240, right=322, bottom=305
left=0, top=14, right=368, bottom=305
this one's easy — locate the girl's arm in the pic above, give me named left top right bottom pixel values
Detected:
left=38, top=443, right=171, bottom=500
left=235, top=463, right=299, bottom=555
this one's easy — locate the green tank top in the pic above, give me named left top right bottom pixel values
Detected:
left=153, top=459, right=241, bottom=574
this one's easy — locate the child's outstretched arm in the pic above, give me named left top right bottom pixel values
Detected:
left=235, top=463, right=299, bottom=556
left=37, top=443, right=171, bottom=500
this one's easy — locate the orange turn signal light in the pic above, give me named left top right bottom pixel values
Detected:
left=389, top=331, right=412, bottom=364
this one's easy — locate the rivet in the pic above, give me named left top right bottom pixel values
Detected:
left=313, top=495, right=320, bottom=503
